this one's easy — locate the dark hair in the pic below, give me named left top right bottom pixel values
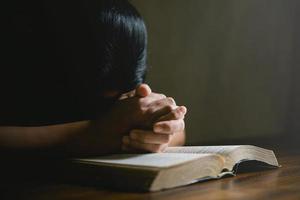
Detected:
left=51, top=0, right=149, bottom=115
left=1, top=0, right=148, bottom=124
left=48, top=0, right=148, bottom=118
left=95, top=0, right=148, bottom=92
left=52, top=0, right=148, bottom=98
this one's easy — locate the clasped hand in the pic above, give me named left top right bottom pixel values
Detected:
left=114, top=84, right=187, bottom=153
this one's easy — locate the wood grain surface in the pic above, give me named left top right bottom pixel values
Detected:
left=1, top=148, right=300, bottom=200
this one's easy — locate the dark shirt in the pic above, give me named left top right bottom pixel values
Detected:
left=0, top=1, right=111, bottom=126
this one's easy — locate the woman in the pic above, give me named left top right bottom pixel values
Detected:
left=0, top=0, right=186, bottom=156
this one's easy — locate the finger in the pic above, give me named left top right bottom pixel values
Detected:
left=121, top=143, right=131, bottom=151
left=123, top=136, right=168, bottom=153
left=123, top=135, right=167, bottom=152
left=143, top=93, right=167, bottom=103
left=153, top=119, right=185, bottom=134
left=136, top=93, right=167, bottom=111
left=129, top=129, right=172, bottom=144
left=135, top=84, right=152, bottom=97
left=149, top=97, right=177, bottom=109
left=119, top=84, right=153, bottom=100
left=147, top=97, right=177, bottom=121
left=156, top=106, right=187, bottom=122
left=119, top=90, right=136, bottom=100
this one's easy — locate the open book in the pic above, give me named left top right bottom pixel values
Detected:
left=73, top=145, right=279, bottom=191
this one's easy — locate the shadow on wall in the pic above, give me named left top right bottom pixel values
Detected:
left=131, top=0, right=300, bottom=144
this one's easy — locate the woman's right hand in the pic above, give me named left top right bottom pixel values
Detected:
left=66, top=84, right=178, bottom=155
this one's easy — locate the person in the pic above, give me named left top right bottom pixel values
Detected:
left=0, top=0, right=187, bottom=157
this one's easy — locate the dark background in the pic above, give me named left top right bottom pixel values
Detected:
left=131, top=0, right=300, bottom=145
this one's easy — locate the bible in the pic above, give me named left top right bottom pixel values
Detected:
left=73, top=145, right=279, bottom=191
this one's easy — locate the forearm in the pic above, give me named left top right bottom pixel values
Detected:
left=0, top=120, right=122, bottom=157
left=0, top=121, right=88, bottom=150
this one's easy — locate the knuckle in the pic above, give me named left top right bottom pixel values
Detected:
left=167, top=97, right=176, bottom=105
left=130, top=131, right=140, bottom=141
left=173, top=109, right=181, bottom=118
left=165, top=105, right=174, bottom=112
left=163, top=123, right=171, bottom=132
left=159, top=93, right=167, bottom=99
left=154, top=100, right=162, bottom=106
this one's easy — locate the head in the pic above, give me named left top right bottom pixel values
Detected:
left=5, top=0, right=147, bottom=121
left=1, top=0, right=147, bottom=124
left=49, top=0, right=148, bottom=115
left=60, top=0, right=148, bottom=100
left=95, top=0, right=148, bottom=95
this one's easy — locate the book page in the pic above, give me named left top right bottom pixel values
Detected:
left=165, top=145, right=279, bottom=170
left=75, top=153, right=213, bottom=169
left=164, top=146, right=241, bottom=155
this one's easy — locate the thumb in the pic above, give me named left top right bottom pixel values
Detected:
left=135, top=83, right=152, bottom=97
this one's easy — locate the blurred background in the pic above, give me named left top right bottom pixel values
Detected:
left=131, top=0, right=300, bottom=145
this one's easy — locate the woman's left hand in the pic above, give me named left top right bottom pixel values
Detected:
left=122, top=105, right=187, bottom=152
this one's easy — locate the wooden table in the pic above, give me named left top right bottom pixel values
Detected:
left=1, top=145, right=300, bottom=200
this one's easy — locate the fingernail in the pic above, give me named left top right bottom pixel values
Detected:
left=154, top=124, right=162, bottom=132
left=179, top=106, right=187, bottom=114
